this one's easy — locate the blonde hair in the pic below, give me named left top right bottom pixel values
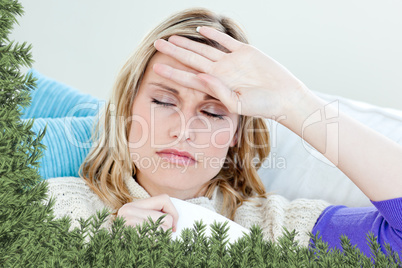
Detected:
left=80, top=7, right=270, bottom=220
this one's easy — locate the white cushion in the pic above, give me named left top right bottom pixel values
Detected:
left=258, top=91, right=402, bottom=207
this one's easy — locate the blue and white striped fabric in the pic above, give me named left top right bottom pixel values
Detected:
left=21, top=69, right=104, bottom=179
left=30, top=116, right=96, bottom=179
left=21, top=69, right=102, bottom=119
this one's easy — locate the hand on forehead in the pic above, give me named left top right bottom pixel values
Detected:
left=149, top=52, right=218, bottom=100
left=152, top=26, right=247, bottom=116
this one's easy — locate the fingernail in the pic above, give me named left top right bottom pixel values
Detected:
left=196, top=26, right=201, bottom=33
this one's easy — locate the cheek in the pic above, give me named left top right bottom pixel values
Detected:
left=153, top=107, right=174, bottom=132
left=128, top=106, right=173, bottom=151
left=210, top=119, right=237, bottom=148
left=213, top=131, right=232, bottom=147
left=128, top=105, right=152, bottom=147
left=129, top=119, right=147, bottom=144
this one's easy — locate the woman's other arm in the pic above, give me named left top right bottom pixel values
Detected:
left=281, top=89, right=402, bottom=201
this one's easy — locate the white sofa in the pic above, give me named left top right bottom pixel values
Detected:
left=258, top=91, right=402, bottom=207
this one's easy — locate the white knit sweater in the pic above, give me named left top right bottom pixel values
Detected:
left=44, top=176, right=330, bottom=246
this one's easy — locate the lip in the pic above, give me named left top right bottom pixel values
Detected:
left=156, top=148, right=196, bottom=161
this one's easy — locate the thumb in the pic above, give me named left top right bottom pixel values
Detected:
left=197, top=73, right=237, bottom=113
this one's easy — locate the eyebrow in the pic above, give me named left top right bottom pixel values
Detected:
left=149, top=82, right=218, bottom=101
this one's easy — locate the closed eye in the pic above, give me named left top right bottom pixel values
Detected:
left=151, top=98, right=174, bottom=107
left=202, top=111, right=224, bottom=120
left=152, top=98, right=224, bottom=120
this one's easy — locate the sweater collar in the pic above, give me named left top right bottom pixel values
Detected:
left=123, top=176, right=221, bottom=209
left=124, top=176, right=151, bottom=199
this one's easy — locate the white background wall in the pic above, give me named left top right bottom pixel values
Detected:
left=10, top=0, right=402, bottom=110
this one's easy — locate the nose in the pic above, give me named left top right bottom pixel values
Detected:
left=169, top=110, right=197, bottom=143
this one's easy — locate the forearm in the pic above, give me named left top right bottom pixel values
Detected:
left=280, top=91, right=402, bottom=201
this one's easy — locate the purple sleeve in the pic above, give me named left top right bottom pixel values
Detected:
left=311, top=197, right=402, bottom=258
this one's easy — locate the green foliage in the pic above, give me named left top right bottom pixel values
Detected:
left=0, top=0, right=401, bottom=267
left=3, top=210, right=402, bottom=267
left=0, top=0, right=49, bottom=265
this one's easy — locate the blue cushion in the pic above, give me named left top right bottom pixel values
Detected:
left=28, top=116, right=96, bottom=179
left=21, top=69, right=105, bottom=179
left=21, top=69, right=103, bottom=119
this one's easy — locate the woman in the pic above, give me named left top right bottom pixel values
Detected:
left=46, top=7, right=402, bottom=256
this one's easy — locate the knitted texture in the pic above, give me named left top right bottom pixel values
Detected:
left=45, top=176, right=330, bottom=246
left=44, top=177, right=112, bottom=230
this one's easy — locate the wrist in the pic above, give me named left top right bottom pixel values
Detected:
left=278, top=88, right=327, bottom=135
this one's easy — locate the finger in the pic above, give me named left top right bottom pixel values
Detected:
left=197, top=26, right=244, bottom=52
left=197, top=73, right=239, bottom=114
left=125, top=210, right=173, bottom=232
left=154, top=39, right=213, bottom=73
left=160, top=213, right=174, bottom=231
left=153, top=63, right=219, bottom=100
left=168, top=35, right=226, bottom=62
left=132, top=194, right=179, bottom=232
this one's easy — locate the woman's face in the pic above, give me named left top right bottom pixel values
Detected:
left=128, top=52, right=239, bottom=199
